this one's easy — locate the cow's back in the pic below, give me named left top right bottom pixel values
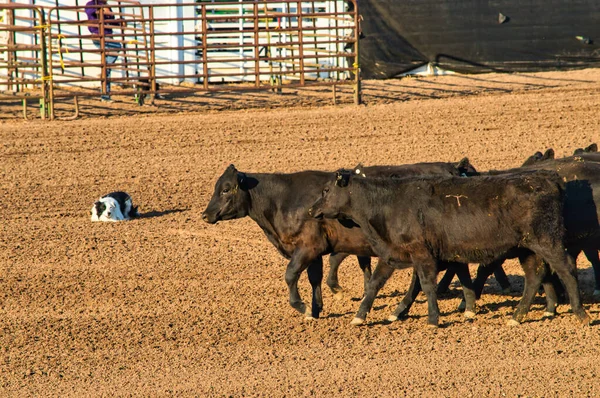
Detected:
left=504, top=158, right=600, bottom=246
left=351, top=171, right=564, bottom=264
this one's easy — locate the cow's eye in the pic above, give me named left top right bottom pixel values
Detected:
left=221, top=188, right=230, bottom=195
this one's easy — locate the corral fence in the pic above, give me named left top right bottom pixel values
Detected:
left=0, top=0, right=361, bottom=120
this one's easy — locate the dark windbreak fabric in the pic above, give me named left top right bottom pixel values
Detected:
left=358, top=0, right=600, bottom=78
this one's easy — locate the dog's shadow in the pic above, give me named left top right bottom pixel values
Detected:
left=138, top=208, right=189, bottom=219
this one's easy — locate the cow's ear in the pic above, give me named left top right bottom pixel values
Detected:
left=336, top=172, right=344, bottom=186
left=237, top=172, right=257, bottom=190
left=456, top=157, right=470, bottom=169
left=335, top=171, right=350, bottom=187
left=543, top=148, right=555, bottom=160
left=457, top=157, right=479, bottom=176
left=353, top=163, right=366, bottom=177
left=226, top=164, right=238, bottom=175
left=586, top=143, right=598, bottom=153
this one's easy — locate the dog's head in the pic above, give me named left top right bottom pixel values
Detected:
left=90, top=197, right=119, bottom=222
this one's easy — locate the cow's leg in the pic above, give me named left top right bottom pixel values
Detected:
left=436, top=268, right=456, bottom=294
left=326, top=252, right=349, bottom=299
left=540, top=271, right=559, bottom=318
left=457, top=258, right=504, bottom=311
left=452, top=262, right=476, bottom=319
left=306, top=257, right=324, bottom=319
left=581, top=248, right=600, bottom=297
left=414, top=262, right=441, bottom=327
left=388, top=271, right=421, bottom=321
left=284, top=249, right=316, bottom=317
left=493, top=266, right=512, bottom=294
left=541, top=250, right=590, bottom=325
left=358, top=256, right=373, bottom=297
left=351, top=259, right=395, bottom=326
left=326, top=254, right=372, bottom=300
left=472, top=258, right=508, bottom=299
left=509, top=253, right=545, bottom=326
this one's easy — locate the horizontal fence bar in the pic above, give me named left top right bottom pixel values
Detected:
left=0, top=0, right=361, bottom=119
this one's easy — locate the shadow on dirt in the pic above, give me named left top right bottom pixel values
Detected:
left=139, top=209, right=189, bottom=219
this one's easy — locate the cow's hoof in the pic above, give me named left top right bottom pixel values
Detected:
left=350, top=317, right=364, bottom=326
left=457, top=300, right=466, bottom=311
left=506, top=319, right=520, bottom=327
left=542, top=311, right=555, bottom=318
left=427, top=323, right=439, bottom=329
left=387, top=314, right=398, bottom=322
left=464, top=310, right=476, bottom=319
left=304, top=307, right=316, bottom=320
left=292, top=302, right=307, bottom=315
left=580, top=315, right=591, bottom=326
left=333, top=291, right=345, bottom=301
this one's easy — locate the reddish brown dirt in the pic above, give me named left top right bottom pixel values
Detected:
left=1, top=69, right=600, bottom=397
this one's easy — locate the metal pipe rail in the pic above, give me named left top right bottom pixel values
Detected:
left=0, top=4, right=52, bottom=119
left=1, top=0, right=360, bottom=120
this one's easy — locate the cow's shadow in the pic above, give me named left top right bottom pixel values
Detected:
left=138, top=208, right=189, bottom=219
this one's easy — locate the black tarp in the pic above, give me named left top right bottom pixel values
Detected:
left=358, top=0, right=600, bottom=79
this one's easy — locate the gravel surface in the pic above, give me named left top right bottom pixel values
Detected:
left=1, top=68, right=600, bottom=397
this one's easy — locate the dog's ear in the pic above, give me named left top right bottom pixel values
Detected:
left=91, top=201, right=106, bottom=220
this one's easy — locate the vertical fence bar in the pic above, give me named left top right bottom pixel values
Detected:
left=352, top=0, right=360, bottom=105
left=98, top=6, right=107, bottom=96
left=201, top=4, right=208, bottom=89
left=38, top=9, right=49, bottom=119
left=47, top=8, right=56, bottom=119
left=149, top=5, right=156, bottom=94
left=253, top=2, right=260, bottom=87
left=297, top=0, right=304, bottom=85
left=75, top=0, right=86, bottom=77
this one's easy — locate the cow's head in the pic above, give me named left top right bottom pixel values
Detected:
left=522, top=151, right=544, bottom=167
left=202, top=164, right=251, bottom=224
left=522, top=148, right=555, bottom=166
left=573, top=143, right=597, bottom=155
left=456, top=157, right=479, bottom=176
left=308, top=170, right=352, bottom=219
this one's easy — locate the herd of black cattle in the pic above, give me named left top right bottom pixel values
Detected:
left=202, top=143, right=600, bottom=327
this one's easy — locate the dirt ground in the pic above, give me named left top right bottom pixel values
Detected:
left=2, top=68, right=600, bottom=397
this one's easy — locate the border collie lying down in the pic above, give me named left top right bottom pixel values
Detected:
left=90, top=192, right=139, bottom=222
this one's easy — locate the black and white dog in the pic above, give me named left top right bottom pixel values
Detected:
left=90, top=191, right=139, bottom=222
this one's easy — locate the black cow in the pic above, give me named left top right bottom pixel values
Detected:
left=471, top=156, right=600, bottom=299
left=326, top=158, right=478, bottom=298
left=437, top=148, right=557, bottom=298
left=444, top=150, right=600, bottom=302
left=308, top=170, right=591, bottom=326
left=573, top=143, right=598, bottom=155
left=521, top=148, right=555, bottom=166
left=202, top=162, right=478, bottom=321
left=400, top=150, right=600, bottom=318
